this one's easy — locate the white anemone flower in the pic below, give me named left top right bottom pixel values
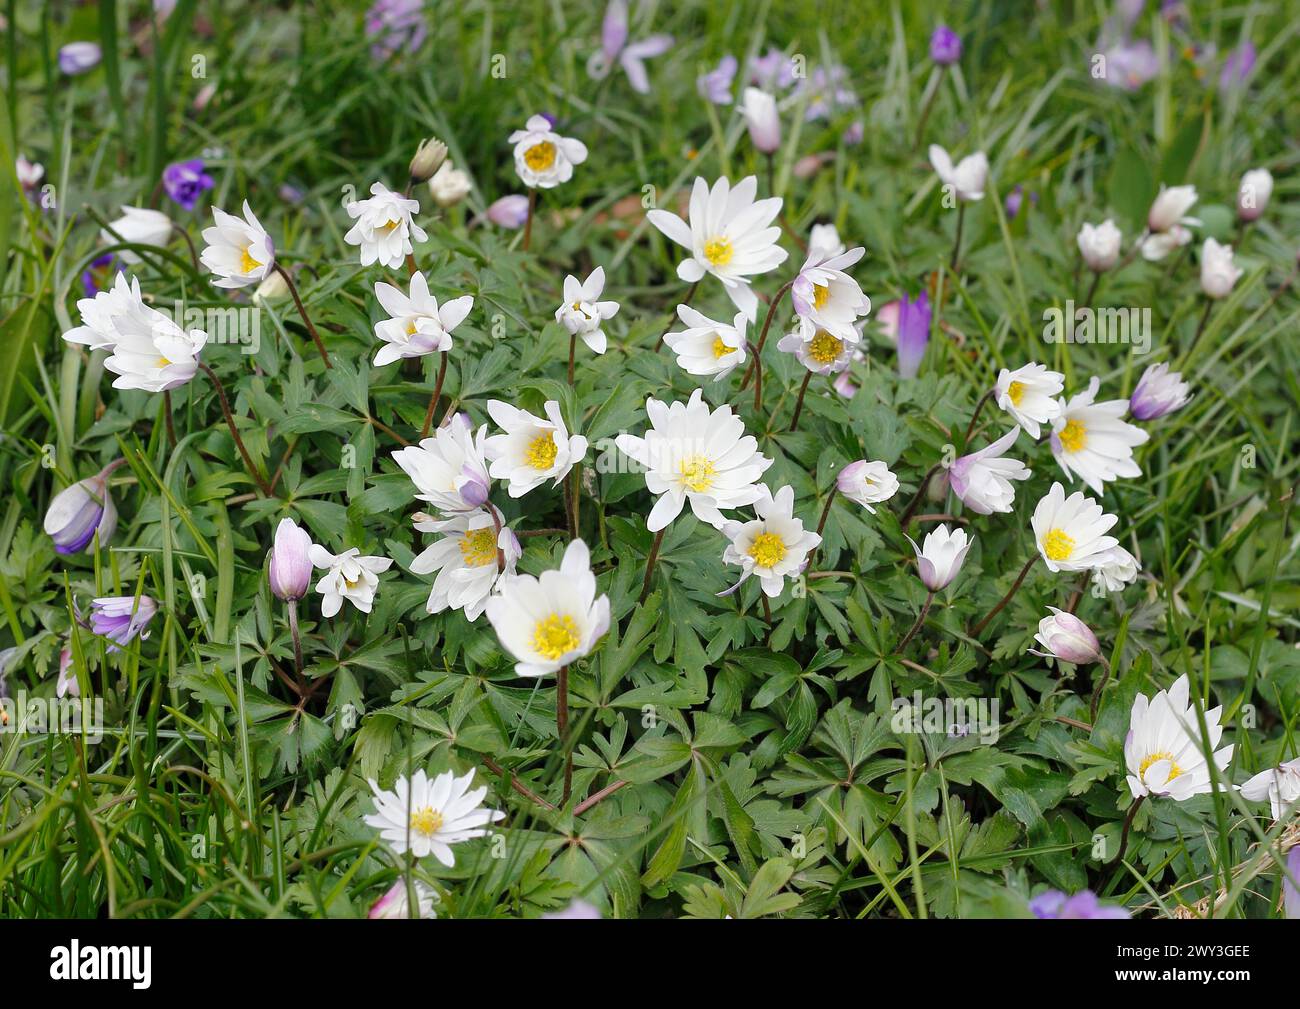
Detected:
left=777, top=318, right=855, bottom=375
left=1050, top=377, right=1149, bottom=495
left=309, top=545, right=393, bottom=617
left=364, top=768, right=504, bottom=865
left=614, top=388, right=773, bottom=531
left=391, top=413, right=492, bottom=513
left=663, top=305, right=748, bottom=381
left=645, top=175, right=788, bottom=322
left=372, top=272, right=474, bottom=367
left=510, top=114, right=588, bottom=189
left=836, top=460, right=899, bottom=513
left=103, top=206, right=173, bottom=265
left=1140, top=225, right=1193, bottom=262
left=555, top=266, right=619, bottom=355
left=948, top=427, right=1032, bottom=515
left=1031, top=482, right=1120, bottom=573
left=344, top=182, right=427, bottom=269
left=484, top=400, right=588, bottom=498
left=1240, top=759, right=1300, bottom=821
left=995, top=363, right=1064, bottom=438
left=369, top=880, right=438, bottom=920
left=928, top=145, right=988, bottom=202
left=484, top=539, right=611, bottom=678
left=906, top=524, right=973, bottom=591
left=1092, top=546, right=1140, bottom=592
left=720, top=485, right=821, bottom=597
left=1125, top=675, right=1233, bottom=801
left=410, top=508, right=520, bottom=621
left=790, top=246, right=870, bottom=342
left=200, top=201, right=276, bottom=289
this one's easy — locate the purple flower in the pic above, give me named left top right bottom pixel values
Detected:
left=58, top=42, right=102, bottom=76
left=697, top=54, right=738, bottom=105
left=269, top=517, right=314, bottom=602
left=1030, top=888, right=1129, bottom=919
left=895, top=291, right=931, bottom=378
left=1285, top=847, right=1300, bottom=920
left=88, top=595, right=158, bottom=652
left=930, top=26, right=962, bottom=66
left=365, top=0, right=427, bottom=60
left=1101, top=40, right=1159, bottom=90
left=797, top=65, right=858, bottom=121
left=1005, top=185, right=1025, bottom=220
left=1219, top=41, right=1255, bottom=92
left=81, top=252, right=121, bottom=298
left=749, top=48, right=794, bottom=89
left=162, top=159, right=215, bottom=212
left=1130, top=363, right=1191, bottom=420
left=486, top=195, right=530, bottom=229
left=43, top=459, right=125, bottom=555
left=587, top=0, right=673, bottom=94
left=842, top=120, right=864, bottom=146
left=279, top=184, right=306, bottom=204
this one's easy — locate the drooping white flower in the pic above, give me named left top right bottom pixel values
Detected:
left=1077, top=219, right=1122, bottom=272
left=1092, top=545, right=1140, bottom=592
left=928, top=145, right=988, bottom=202
left=615, top=388, right=773, bottom=531
left=1240, top=759, right=1300, bottom=821
left=1031, top=482, right=1120, bottom=573
left=44, top=460, right=122, bottom=555
left=391, top=413, right=492, bottom=513
left=410, top=508, right=520, bottom=621
left=200, top=201, right=276, bottom=289
left=309, top=545, right=393, bottom=617
left=371, top=272, right=474, bottom=367
left=102, top=206, right=173, bottom=265
left=1140, top=225, right=1193, bottom=262
left=484, top=539, right=611, bottom=678
left=555, top=266, right=619, bottom=355
left=364, top=768, right=504, bottom=865
left=1129, top=363, right=1191, bottom=421
left=428, top=160, right=473, bottom=207
left=1200, top=237, right=1242, bottom=300
left=807, top=223, right=845, bottom=261
left=645, top=175, right=787, bottom=321
left=484, top=400, right=588, bottom=498
left=835, top=460, right=899, bottom=513
left=789, top=245, right=870, bottom=342
left=720, top=485, right=821, bottom=597
left=1050, top=377, right=1149, bottom=495
left=740, top=87, right=781, bottom=153
left=1032, top=607, right=1101, bottom=664
left=995, top=363, right=1064, bottom=439
left=948, top=427, right=1032, bottom=515
left=1147, top=184, right=1198, bottom=233
left=906, top=524, right=973, bottom=591
left=509, top=114, right=588, bottom=189
left=344, top=182, right=427, bottom=269
left=776, top=318, right=855, bottom=375
left=1125, top=674, right=1233, bottom=801
left=369, top=879, right=438, bottom=919
left=1237, top=168, right=1273, bottom=222
left=663, top=305, right=748, bottom=381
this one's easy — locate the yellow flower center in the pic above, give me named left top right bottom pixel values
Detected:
left=1139, top=751, right=1183, bottom=782
left=812, top=283, right=830, bottom=309
left=378, top=218, right=402, bottom=234
left=239, top=245, right=262, bottom=274
left=459, top=527, right=498, bottom=568
left=409, top=806, right=444, bottom=836
left=1058, top=419, right=1087, bottom=453
left=809, top=329, right=843, bottom=365
left=1006, top=380, right=1026, bottom=406
left=344, top=574, right=362, bottom=589
left=524, top=141, right=556, bottom=172
left=532, top=613, right=580, bottom=660
left=703, top=237, right=733, bottom=266
left=525, top=431, right=558, bottom=470
left=156, top=356, right=173, bottom=368
left=747, top=532, right=787, bottom=568
left=1042, top=528, right=1075, bottom=562
left=678, top=456, right=716, bottom=493
left=712, top=335, right=734, bottom=359
left=405, top=319, right=419, bottom=335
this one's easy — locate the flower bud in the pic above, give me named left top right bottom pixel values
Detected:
left=1129, top=363, right=1190, bottom=421
left=1200, top=237, right=1241, bottom=300
left=428, top=161, right=472, bottom=207
left=44, top=459, right=124, bottom=555
left=269, top=517, right=314, bottom=601
left=252, top=269, right=289, bottom=304
left=741, top=87, right=781, bottom=154
left=1237, top=168, right=1272, bottom=222
left=486, top=194, right=530, bottom=229
left=1077, top=219, right=1122, bottom=272
left=907, top=524, right=973, bottom=591
left=1147, top=184, right=1197, bottom=233
left=836, top=460, right=899, bottom=513
left=1032, top=607, right=1101, bottom=664
left=408, top=137, right=448, bottom=183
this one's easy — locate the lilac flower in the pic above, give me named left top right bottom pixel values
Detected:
left=1101, top=40, right=1159, bottom=90
left=279, top=184, right=305, bottom=204
left=1005, top=185, right=1025, bottom=219
left=365, top=0, right=427, bottom=60
left=1130, top=363, right=1190, bottom=420
left=88, top=595, right=158, bottom=652
left=1219, top=41, right=1256, bottom=92
left=930, top=26, right=962, bottom=66
left=269, top=518, right=314, bottom=602
left=842, top=120, right=865, bottom=146
left=797, top=65, right=858, bottom=121
left=162, top=159, right=215, bottom=212
left=749, top=48, right=795, bottom=89
left=697, top=54, right=738, bottom=104
left=81, top=253, right=122, bottom=298
left=1030, top=889, right=1129, bottom=919
left=587, top=0, right=673, bottom=94
left=895, top=292, right=931, bottom=378
left=43, top=459, right=125, bottom=555
left=58, top=42, right=102, bottom=76
left=485, top=195, right=530, bottom=229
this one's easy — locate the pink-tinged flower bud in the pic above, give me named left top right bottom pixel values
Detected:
left=906, top=524, right=973, bottom=591
left=1147, top=184, right=1197, bottom=233
left=43, top=459, right=125, bottom=555
left=269, top=517, right=314, bottom=601
left=1129, top=363, right=1190, bottom=421
left=88, top=595, right=158, bottom=652
left=408, top=137, right=448, bottom=183
left=741, top=87, right=781, bottom=154
left=368, top=880, right=437, bottom=919
left=459, top=466, right=491, bottom=508
left=1237, top=168, right=1272, bottom=222
left=929, top=25, right=962, bottom=66
left=1032, top=607, right=1101, bottom=664
left=1199, top=238, right=1241, bottom=300
left=486, top=195, right=530, bottom=229
left=836, top=460, right=900, bottom=513
left=57, top=646, right=78, bottom=698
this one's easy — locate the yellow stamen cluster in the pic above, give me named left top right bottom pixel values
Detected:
left=747, top=532, right=787, bottom=569
left=1139, top=751, right=1183, bottom=782
left=712, top=335, right=734, bottom=359
left=811, top=283, right=830, bottom=310
left=239, top=245, right=262, bottom=274
left=378, top=218, right=402, bottom=234
left=524, top=141, right=556, bottom=172
left=1042, top=528, right=1075, bottom=562
left=409, top=807, right=445, bottom=836
left=703, top=237, right=733, bottom=266
left=808, top=329, right=843, bottom=366
left=459, top=527, right=498, bottom=568
left=532, top=613, right=580, bottom=660
left=1057, top=419, right=1087, bottom=453
left=525, top=431, right=558, bottom=471
left=1006, top=380, right=1026, bottom=406
left=678, top=456, right=716, bottom=493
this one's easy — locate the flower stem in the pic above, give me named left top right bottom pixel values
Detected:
left=969, top=553, right=1038, bottom=637
left=912, top=68, right=942, bottom=151
left=740, top=279, right=793, bottom=391
left=287, top=598, right=304, bottom=677
left=789, top=371, right=813, bottom=431
left=657, top=280, right=698, bottom=353
left=273, top=264, right=331, bottom=369
left=897, top=590, right=935, bottom=652
left=557, top=663, right=572, bottom=805
left=197, top=360, right=272, bottom=496
left=1080, top=270, right=1101, bottom=311
left=1104, top=795, right=1144, bottom=870
left=161, top=390, right=177, bottom=449
left=745, top=340, right=764, bottom=414
left=172, top=224, right=199, bottom=271
left=949, top=202, right=966, bottom=272
left=962, top=388, right=995, bottom=447
left=802, top=483, right=838, bottom=574
left=523, top=189, right=538, bottom=252
left=1089, top=654, right=1112, bottom=723
left=420, top=354, right=449, bottom=438
left=567, top=332, right=576, bottom=386
left=638, top=527, right=666, bottom=604
left=899, top=462, right=943, bottom=526
left=1181, top=299, right=1215, bottom=367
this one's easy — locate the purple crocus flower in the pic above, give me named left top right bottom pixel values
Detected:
left=43, top=459, right=125, bottom=555
left=365, top=0, right=427, bottom=60
left=930, top=26, right=962, bottom=65
left=1219, top=41, right=1255, bottom=92
left=58, top=42, right=102, bottom=76
left=697, top=54, right=738, bottom=105
left=88, top=595, right=158, bottom=652
left=162, top=159, right=215, bottom=212
left=1030, top=889, right=1130, bottom=919
left=895, top=291, right=931, bottom=378
left=81, top=252, right=122, bottom=298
